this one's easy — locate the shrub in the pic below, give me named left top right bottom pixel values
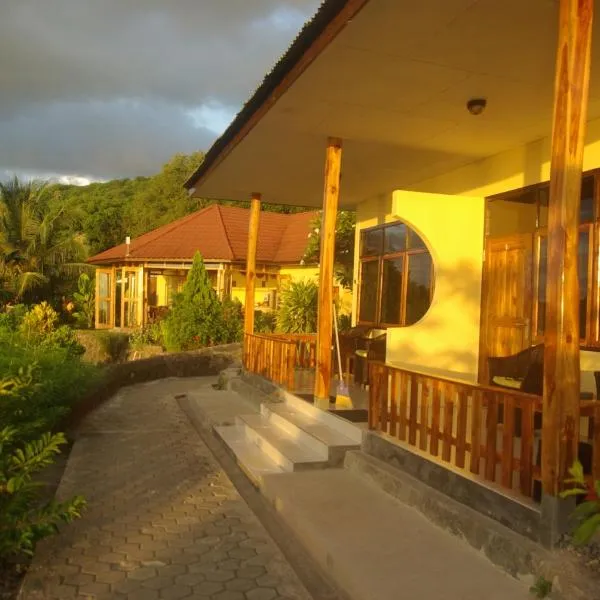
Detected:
left=561, top=460, right=600, bottom=545
left=255, top=310, right=276, bottom=334
left=19, top=302, right=58, bottom=338
left=72, top=273, right=95, bottom=329
left=0, top=304, right=28, bottom=332
left=0, top=426, right=86, bottom=559
left=277, top=280, right=318, bottom=334
left=161, top=253, right=238, bottom=351
left=221, top=298, right=243, bottom=343
left=130, top=323, right=163, bottom=351
left=337, top=312, right=352, bottom=333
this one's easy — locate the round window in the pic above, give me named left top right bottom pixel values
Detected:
left=358, top=221, right=434, bottom=326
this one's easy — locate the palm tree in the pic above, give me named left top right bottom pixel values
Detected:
left=0, top=176, right=87, bottom=302
left=276, top=280, right=319, bottom=334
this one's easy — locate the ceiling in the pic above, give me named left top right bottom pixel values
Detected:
left=191, top=0, right=600, bottom=208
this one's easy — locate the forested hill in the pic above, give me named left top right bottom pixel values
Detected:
left=50, top=152, right=310, bottom=256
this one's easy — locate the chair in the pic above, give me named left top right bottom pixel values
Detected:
left=487, top=344, right=545, bottom=396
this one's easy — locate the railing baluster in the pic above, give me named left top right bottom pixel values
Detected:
left=389, top=371, right=398, bottom=438
left=430, top=380, right=441, bottom=457
left=442, top=384, right=454, bottom=462
left=419, top=379, right=429, bottom=451
left=398, top=372, right=408, bottom=441
left=470, top=389, right=482, bottom=475
left=455, top=389, right=468, bottom=469
left=501, top=395, right=515, bottom=489
left=520, top=398, right=534, bottom=497
left=485, top=392, right=498, bottom=482
left=380, top=366, right=389, bottom=435
left=408, top=374, right=419, bottom=446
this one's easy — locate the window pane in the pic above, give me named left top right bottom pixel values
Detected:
left=581, top=177, right=595, bottom=224
left=359, top=261, right=379, bottom=322
left=538, top=187, right=549, bottom=228
left=98, top=300, right=110, bottom=325
left=579, top=230, right=590, bottom=337
left=384, top=224, right=406, bottom=254
left=361, top=228, right=383, bottom=257
left=406, top=253, right=433, bottom=325
left=537, top=232, right=589, bottom=338
left=407, top=229, right=427, bottom=250
left=99, top=272, right=110, bottom=298
left=537, top=237, right=547, bottom=335
left=380, top=258, right=403, bottom=325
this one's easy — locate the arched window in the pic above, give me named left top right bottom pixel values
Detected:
left=358, top=222, right=434, bottom=327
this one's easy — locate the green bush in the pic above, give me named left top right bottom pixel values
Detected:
left=337, top=312, right=352, bottom=333
left=0, top=425, right=86, bottom=559
left=277, top=280, right=318, bottom=334
left=130, top=323, right=164, bottom=350
left=72, top=273, right=95, bottom=329
left=222, top=298, right=243, bottom=343
left=561, top=460, right=600, bottom=545
left=161, top=253, right=240, bottom=352
left=0, top=304, right=28, bottom=332
left=255, top=310, right=277, bottom=334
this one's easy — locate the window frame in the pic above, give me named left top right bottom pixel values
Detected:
left=489, top=170, right=600, bottom=348
left=357, top=221, right=435, bottom=328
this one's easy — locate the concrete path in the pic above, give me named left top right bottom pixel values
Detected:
left=20, top=378, right=312, bottom=600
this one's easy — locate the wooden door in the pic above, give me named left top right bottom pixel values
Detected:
left=479, top=234, right=533, bottom=382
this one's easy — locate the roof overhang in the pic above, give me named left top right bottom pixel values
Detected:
left=187, top=0, right=600, bottom=208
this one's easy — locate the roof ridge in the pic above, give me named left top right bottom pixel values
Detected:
left=273, top=210, right=319, bottom=261
left=215, top=204, right=235, bottom=260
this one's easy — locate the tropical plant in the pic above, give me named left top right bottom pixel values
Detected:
left=560, top=459, right=600, bottom=545
left=161, top=252, right=235, bottom=351
left=72, top=272, right=95, bottom=328
left=277, top=280, right=319, bottom=334
left=255, top=310, right=277, bottom=334
left=337, top=312, right=352, bottom=333
left=303, top=210, right=356, bottom=289
left=0, top=176, right=87, bottom=303
left=0, top=426, right=86, bottom=559
left=129, top=323, right=163, bottom=350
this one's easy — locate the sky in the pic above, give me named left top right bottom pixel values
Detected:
left=0, top=0, right=320, bottom=184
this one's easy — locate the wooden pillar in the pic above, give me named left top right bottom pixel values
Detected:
left=244, top=194, right=261, bottom=338
left=314, top=138, right=342, bottom=404
left=542, top=0, right=593, bottom=505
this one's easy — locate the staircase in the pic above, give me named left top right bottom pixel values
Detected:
left=215, top=390, right=362, bottom=487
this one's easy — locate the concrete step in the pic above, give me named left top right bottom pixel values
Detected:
left=260, top=468, right=527, bottom=600
left=214, top=424, right=284, bottom=487
left=236, top=413, right=329, bottom=471
left=279, top=390, right=363, bottom=445
left=261, top=402, right=359, bottom=466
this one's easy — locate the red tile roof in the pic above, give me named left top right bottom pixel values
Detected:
left=87, top=204, right=319, bottom=266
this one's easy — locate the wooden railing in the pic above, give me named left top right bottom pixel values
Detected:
left=244, top=333, right=297, bottom=389
left=267, top=333, right=317, bottom=369
left=368, top=362, right=543, bottom=499
left=580, top=401, right=600, bottom=483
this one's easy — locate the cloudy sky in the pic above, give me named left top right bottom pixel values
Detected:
left=0, top=0, right=320, bottom=184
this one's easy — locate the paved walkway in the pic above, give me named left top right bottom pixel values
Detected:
left=21, top=378, right=312, bottom=600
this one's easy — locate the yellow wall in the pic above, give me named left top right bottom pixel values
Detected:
left=487, top=199, right=537, bottom=237
left=230, top=268, right=278, bottom=308
left=355, top=191, right=485, bottom=381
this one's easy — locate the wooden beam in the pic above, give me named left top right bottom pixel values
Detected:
left=314, top=138, right=343, bottom=402
left=542, top=0, right=593, bottom=496
left=244, top=194, right=261, bottom=337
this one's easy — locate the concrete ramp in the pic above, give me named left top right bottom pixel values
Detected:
left=261, top=468, right=528, bottom=600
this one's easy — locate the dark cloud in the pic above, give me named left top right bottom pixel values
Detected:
left=0, top=0, right=319, bottom=180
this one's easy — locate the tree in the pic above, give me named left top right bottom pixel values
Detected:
left=0, top=177, right=87, bottom=303
left=303, top=211, right=356, bottom=289
left=161, top=252, right=238, bottom=351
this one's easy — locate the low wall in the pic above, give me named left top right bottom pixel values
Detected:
left=62, top=344, right=241, bottom=434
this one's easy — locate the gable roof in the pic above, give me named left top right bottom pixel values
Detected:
left=87, top=204, right=318, bottom=266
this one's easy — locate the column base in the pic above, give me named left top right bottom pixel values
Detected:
left=540, top=492, right=576, bottom=548
left=313, top=396, right=331, bottom=411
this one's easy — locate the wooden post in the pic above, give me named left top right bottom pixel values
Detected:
left=244, top=194, right=261, bottom=345
left=542, top=0, right=592, bottom=507
left=314, top=138, right=342, bottom=404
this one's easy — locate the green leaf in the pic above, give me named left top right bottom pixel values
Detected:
left=560, top=487, right=588, bottom=498
left=568, top=460, right=585, bottom=484
left=573, top=513, right=600, bottom=545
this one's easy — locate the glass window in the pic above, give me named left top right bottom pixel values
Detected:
left=358, top=221, right=434, bottom=327
left=359, top=261, right=379, bottom=322
left=383, top=224, right=406, bottom=254
left=537, top=231, right=589, bottom=339
left=406, top=253, right=433, bottom=325
left=380, top=258, right=403, bottom=324
left=97, top=271, right=112, bottom=326
left=361, top=228, right=383, bottom=257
